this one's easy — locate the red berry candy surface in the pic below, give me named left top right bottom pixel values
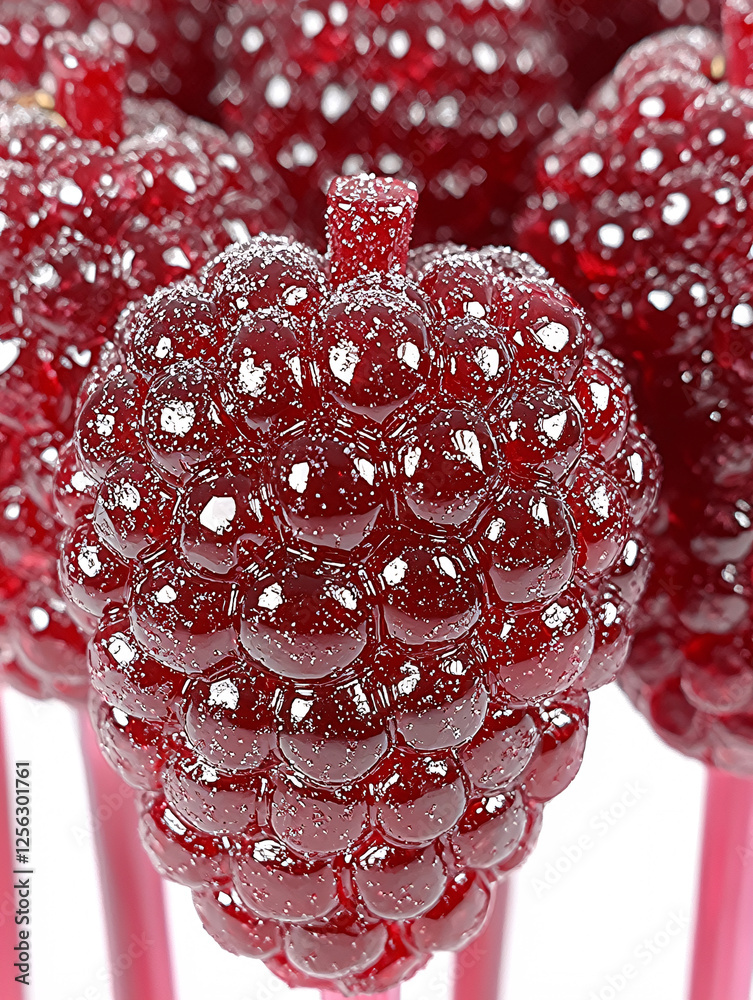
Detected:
left=0, top=31, right=290, bottom=701
left=213, top=0, right=570, bottom=247
left=59, top=174, right=659, bottom=992
left=516, top=12, right=753, bottom=772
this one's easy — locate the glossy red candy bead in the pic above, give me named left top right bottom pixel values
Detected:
left=393, top=405, right=501, bottom=527
left=448, top=790, right=531, bottom=871
left=162, top=750, right=261, bottom=836
left=140, top=793, right=228, bottom=888
left=283, top=910, right=388, bottom=980
left=230, top=837, right=338, bottom=922
left=131, top=557, right=240, bottom=674
left=193, top=887, right=283, bottom=959
left=90, top=612, right=181, bottom=721
left=477, top=477, right=576, bottom=605
left=372, top=530, right=484, bottom=646
left=277, top=676, right=389, bottom=785
left=390, top=643, right=488, bottom=753
left=240, top=558, right=374, bottom=681
left=94, top=457, right=177, bottom=560
left=272, top=413, right=386, bottom=549
left=352, top=839, right=447, bottom=920
left=178, top=467, right=276, bottom=577
left=406, top=872, right=491, bottom=953
left=318, top=281, right=433, bottom=424
left=459, top=703, right=541, bottom=793
left=374, top=749, right=467, bottom=847
left=223, top=310, right=307, bottom=432
left=185, top=668, right=278, bottom=773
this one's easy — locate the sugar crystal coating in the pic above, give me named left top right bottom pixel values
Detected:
left=516, top=22, right=753, bottom=772
left=59, top=174, right=659, bottom=993
left=0, top=31, right=291, bottom=700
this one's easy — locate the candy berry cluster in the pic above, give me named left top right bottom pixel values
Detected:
left=0, top=31, right=289, bottom=701
left=214, top=0, right=569, bottom=247
left=515, top=13, right=753, bottom=771
left=57, top=175, right=658, bottom=993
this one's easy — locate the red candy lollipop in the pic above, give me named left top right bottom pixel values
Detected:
left=517, top=0, right=753, bottom=780
left=0, top=30, right=290, bottom=703
left=0, top=0, right=219, bottom=118
left=57, top=174, right=658, bottom=995
left=516, top=3, right=753, bottom=995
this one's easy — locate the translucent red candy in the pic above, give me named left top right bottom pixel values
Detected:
left=0, top=31, right=290, bottom=701
left=59, top=174, right=659, bottom=993
left=213, top=0, right=570, bottom=246
left=516, top=19, right=753, bottom=772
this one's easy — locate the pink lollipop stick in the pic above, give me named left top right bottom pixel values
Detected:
left=453, top=878, right=509, bottom=1000
left=690, top=767, right=753, bottom=1000
left=321, top=992, right=399, bottom=999
left=0, top=693, right=22, bottom=1000
left=78, top=710, right=176, bottom=1000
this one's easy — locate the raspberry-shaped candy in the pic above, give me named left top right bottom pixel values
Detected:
left=58, top=174, right=658, bottom=993
left=214, top=0, right=570, bottom=246
left=0, top=31, right=290, bottom=701
left=516, top=6, right=753, bottom=772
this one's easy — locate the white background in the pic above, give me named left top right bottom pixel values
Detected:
left=0, top=682, right=729, bottom=1000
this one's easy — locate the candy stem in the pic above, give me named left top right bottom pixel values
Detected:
left=321, top=993, right=399, bottom=1000
left=0, top=693, right=22, bottom=1000
left=326, top=174, right=418, bottom=286
left=722, top=0, right=753, bottom=89
left=78, top=709, right=176, bottom=1000
left=689, top=767, right=753, bottom=1000
left=452, top=878, right=509, bottom=1000
left=45, top=30, right=127, bottom=146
